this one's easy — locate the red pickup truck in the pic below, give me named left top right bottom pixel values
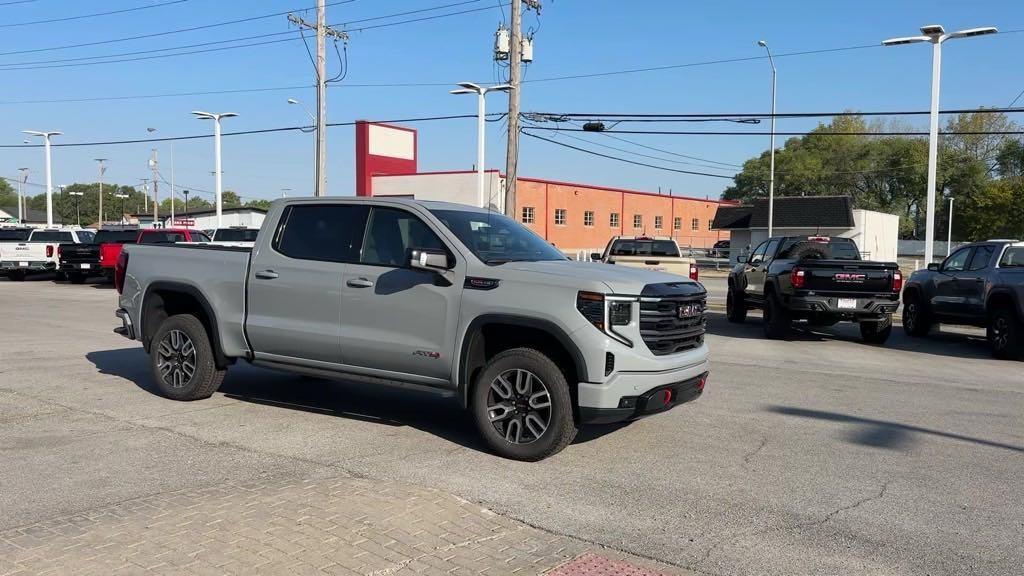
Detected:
left=60, top=228, right=211, bottom=283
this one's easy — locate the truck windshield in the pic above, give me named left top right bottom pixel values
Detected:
left=94, top=230, right=139, bottom=244
left=429, top=209, right=566, bottom=264
left=609, top=240, right=680, bottom=257
left=214, top=229, right=259, bottom=242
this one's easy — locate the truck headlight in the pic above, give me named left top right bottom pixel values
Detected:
left=577, top=292, right=634, bottom=347
left=609, top=301, right=632, bottom=326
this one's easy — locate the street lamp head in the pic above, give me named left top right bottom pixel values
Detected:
left=949, top=26, right=998, bottom=39
left=882, top=35, right=930, bottom=46
left=449, top=89, right=476, bottom=95
left=220, top=112, right=238, bottom=119
left=192, top=110, right=213, bottom=120
left=287, top=98, right=299, bottom=104
left=455, top=81, right=482, bottom=92
left=757, top=40, right=767, bottom=47
left=489, top=84, right=513, bottom=93
left=147, top=127, right=157, bottom=133
left=920, top=24, right=946, bottom=36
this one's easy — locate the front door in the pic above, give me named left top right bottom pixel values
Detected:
left=246, top=203, right=367, bottom=365
left=931, top=247, right=973, bottom=317
left=744, top=239, right=774, bottom=298
left=339, top=206, right=462, bottom=384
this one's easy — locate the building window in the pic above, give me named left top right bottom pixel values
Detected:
left=584, top=211, right=594, bottom=227
left=708, top=219, right=714, bottom=231
left=521, top=206, right=535, bottom=224
left=691, top=217, right=700, bottom=231
left=674, top=217, right=682, bottom=230
left=610, top=212, right=620, bottom=227
left=633, top=214, right=642, bottom=229
left=654, top=215, right=663, bottom=230
left=555, top=208, right=566, bottom=226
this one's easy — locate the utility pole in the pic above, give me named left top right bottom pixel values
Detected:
left=94, top=159, right=107, bottom=225
left=502, top=0, right=540, bottom=217
left=288, top=2, right=347, bottom=197
left=149, top=149, right=159, bottom=225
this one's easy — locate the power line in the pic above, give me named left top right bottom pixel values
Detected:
left=522, top=126, right=1024, bottom=137
left=1009, top=88, right=1024, bottom=108
left=532, top=106, right=1024, bottom=120
left=596, top=132, right=743, bottom=167
left=0, top=0, right=188, bottom=28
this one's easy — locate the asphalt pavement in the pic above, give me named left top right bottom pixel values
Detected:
left=1, top=277, right=1021, bottom=576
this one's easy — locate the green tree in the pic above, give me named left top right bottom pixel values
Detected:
left=244, top=198, right=271, bottom=211
left=222, top=190, right=242, bottom=208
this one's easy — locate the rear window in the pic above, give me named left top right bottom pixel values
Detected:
left=0, top=229, right=31, bottom=241
left=609, top=239, right=680, bottom=257
left=213, top=228, right=259, bottom=242
left=94, top=230, right=139, bottom=244
left=29, top=231, right=74, bottom=243
left=779, top=238, right=861, bottom=260
left=139, top=231, right=188, bottom=244
left=76, top=231, right=95, bottom=243
left=1000, top=246, right=1024, bottom=267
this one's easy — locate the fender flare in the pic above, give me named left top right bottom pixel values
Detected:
left=141, top=281, right=232, bottom=368
left=455, top=314, right=588, bottom=409
left=986, top=288, right=1022, bottom=318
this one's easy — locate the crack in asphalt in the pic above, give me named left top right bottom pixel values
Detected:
left=741, top=434, right=768, bottom=468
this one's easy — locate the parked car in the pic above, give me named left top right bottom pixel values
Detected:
left=0, top=228, right=95, bottom=281
left=114, top=198, right=710, bottom=461
left=591, top=235, right=699, bottom=281
left=902, top=240, right=1024, bottom=359
left=207, top=227, right=260, bottom=247
left=708, top=240, right=730, bottom=259
left=58, top=228, right=140, bottom=284
left=727, top=236, right=902, bottom=343
left=137, top=228, right=211, bottom=244
left=0, top=227, right=32, bottom=277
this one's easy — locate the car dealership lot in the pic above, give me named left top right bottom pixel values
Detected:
left=1, top=278, right=1021, bottom=576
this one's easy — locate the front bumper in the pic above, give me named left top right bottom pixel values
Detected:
left=579, top=372, right=707, bottom=424
left=114, top=308, right=135, bottom=340
left=787, top=294, right=899, bottom=317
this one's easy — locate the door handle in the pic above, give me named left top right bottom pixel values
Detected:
left=255, top=270, right=279, bottom=279
left=347, top=278, right=374, bottom=288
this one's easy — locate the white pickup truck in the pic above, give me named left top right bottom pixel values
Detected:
left=592, top=236, right=699, bottom=281
left=207, top=227, right=260, bottom=248
left=0, top=228, right=95, bottom=281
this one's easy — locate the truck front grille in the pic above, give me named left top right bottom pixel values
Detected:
left=639, top=294, right=706, bottom=356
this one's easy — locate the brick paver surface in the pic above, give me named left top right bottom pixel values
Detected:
left=0, top=475, right=691, bottom=576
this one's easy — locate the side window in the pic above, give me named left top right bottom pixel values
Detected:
left=762, top=238, right=781, bottom=261
left=942, top=247, right=972, bottom=272
left=749, top=241, right=768, bottom=265
left=360, top=207, right=446, bottom=267
left=967, top=245, right=994, bottom=271
left=1000, top=246, right=1024, bottom=267
left=274, top=204, right=368, bottom=263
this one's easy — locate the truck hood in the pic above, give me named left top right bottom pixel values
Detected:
left=499, top=259, right=700, bottom=295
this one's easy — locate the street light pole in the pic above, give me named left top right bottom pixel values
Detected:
left=69, top=191, right=83, bottom=227
left=757, top=40, right=777, bottom=239
left=450, top=82, right=513, bottom=208
left=22, top=130, right=62, bottom=227
left=94, top=159, right=107, bottom=225
left=947, top=197, right=954, bottom=257
left=17, top=168, right=28, bottom=223
left=192, top=111, right=238, bottom=228
left=115, top=193, right=128, bottom=223
left=883, top=25, right=997, bottom=265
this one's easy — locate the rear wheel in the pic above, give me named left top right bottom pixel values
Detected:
left=726, top=286, right=747, bottom=324
left=902, top=292, right=931, bottom=337
left=762, top=291, right=791, bottom=339
left=860, top=315, right=893, bottom=345
left=472, top=348, right=577, bottom=461
left=988, top=307, right=1023, bottom=360
left=149, top=314, right=226, bottom=401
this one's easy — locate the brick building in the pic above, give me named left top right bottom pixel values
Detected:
left=356, top=121, right=731, bottom=253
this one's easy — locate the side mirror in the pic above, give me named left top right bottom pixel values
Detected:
left=590, top=252, right=602, bottom=262
left=736, top=255, right=748, bottom=264
left=410, top=249, right=450, bottom=272
left=927, top=263, right=940, bottom=272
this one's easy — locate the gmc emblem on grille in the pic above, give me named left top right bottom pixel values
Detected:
left=677, top=303, right=702, bottom=319
left=834, top=273, right=867, bottom=283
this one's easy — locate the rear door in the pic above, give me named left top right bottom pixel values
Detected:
left=246, top=203, right=367, bottom=366
left=932, top=247, right=973, bottom=316
left=339, top=206, right=462, bottom=384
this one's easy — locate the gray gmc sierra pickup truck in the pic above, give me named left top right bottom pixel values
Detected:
left=114, top=197, right=710, bottom=460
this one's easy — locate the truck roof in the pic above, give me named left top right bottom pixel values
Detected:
left=276, top=196, right=490, bottom=214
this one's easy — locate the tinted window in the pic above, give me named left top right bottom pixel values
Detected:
left=828, top=242, right=861, bottom=260
left=430, top=208, right=566, bottom=264
left=94, top=230, right=139, bottom=244
left=274, top=204, right=367, bottom=263
left=943, top=248, right=972, bottom=272
left=609, top=239, right=680, bottom=257
left=762, top=238, right=781, bottom=260
left=0, top=229, right=31, bottom=241
left=1000, top=246, right=1024, bottom=267
left=968, top=245, right=994, bottom=271
left=30, top=231, right=73, bottom=242
left=361, top=207, right=446, bottom=267
left=214, top=229, right=259, bottom=242
left=139, top=231, right=188, bottom=244
left=192, top=232, right=212, bottom=243
left=77, top=231, right=95, bottom=243
left=749, top=241, right=768, bottom=264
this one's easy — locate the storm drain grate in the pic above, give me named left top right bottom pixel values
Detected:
left=545, top=552, right=672, bottom=576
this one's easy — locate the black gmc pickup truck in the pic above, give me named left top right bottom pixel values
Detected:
left=727, top=236, right=902, bottom=343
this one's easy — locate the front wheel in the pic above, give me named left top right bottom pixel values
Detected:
left=988, top=307, right=1024, bottom=360
left=860, top=315, right=893, bottom=345
left=726, top=286, right=747, bottom=324
left=472, top=348, right=577, bottom=461
left=149, top=314, right=226, bottom=401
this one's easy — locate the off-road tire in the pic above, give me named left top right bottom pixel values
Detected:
left=762, top=290, right=792, bottom=339
left=902, top=291, right=932, bottom=337
left=785, top=241, right=830, bottom=261
left=472, top=348, right=577, bottom=461
left=149, top=314, right=226, bottom=401
left=860, top=315, right=893, bottom=345
left=988, top=306, right=1024, bottom=360
left=726, top=286, right=747, bottom=323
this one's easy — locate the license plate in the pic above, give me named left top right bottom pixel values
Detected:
left=18, top=261, right=28, bottom=267
left=80, top=264, right=91, bottom=269
left=837, top=298, right=857, bottom=309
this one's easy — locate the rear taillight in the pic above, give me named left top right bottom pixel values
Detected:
left=115, top=251, right=129, bottom=294
left=791, top=267, right=806, bottom=289
left=689, top=263, right=699, bottom=281
left=892, top=270, right=903, bottom=294
left=47, top=245, right=54, bottom=258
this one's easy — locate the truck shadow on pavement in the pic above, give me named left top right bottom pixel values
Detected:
left=704, top=311, right=994, bottom=360
left=86, top=348, right=619, bottom=454
left=768, top=405, right=1024, bottom=454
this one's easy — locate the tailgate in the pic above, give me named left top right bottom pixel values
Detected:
left=800, top=260, right=896, bottom=294
left=1, top=242, right=50, bottom=262
left=60, top=243, right=100, bottom=263
left=609, top=255, right=694, bottom=275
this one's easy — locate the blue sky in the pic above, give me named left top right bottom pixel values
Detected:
left=2, top=0, right=1022, bottom=205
